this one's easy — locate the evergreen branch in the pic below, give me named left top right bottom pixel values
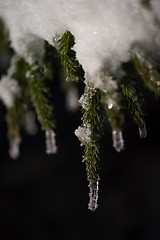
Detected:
left=132, top=49, right=160, bottom=96
left=0, top=18, right=10, bottom=51
left=43, top=41, right=56, bottom=81
left=99, top=73, right=124, bottom=152
left=5, top=56, right=31, bottom=158
left=57, top=31, right=84, bottom=81
left=120, top=77, right=146, bottom=127
left=103, top=92, right=124, bottom=131
left=141, top=0, right=151, bottom=8
left=27, top=65, right=55, bottom=131
left=6, top=99, right=22, bottom=141
left=76, top=83, right=103, bottom=182
left=6, top=98, right=23, bottom=159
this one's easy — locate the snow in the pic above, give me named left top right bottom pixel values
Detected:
left=0, top=0, right=160, bottom=84
left=0, top=75, right=20, bottom=108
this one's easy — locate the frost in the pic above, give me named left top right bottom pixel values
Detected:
left=0, top=0, right=160, bottom=82
left=88, top=181, right=99, bottom=211
left=75, top=125, right=92, bottom=146
left=9, top=138, right=21, bottom=159
left=78, top=81, right=96, bottom=110
left=112, top=129, right=124, bottom=152
left=78, top=93, right=88, bottom=109
left=0, top=75, right=20, bottom=108
left=45, top=130, right=57, bottom=154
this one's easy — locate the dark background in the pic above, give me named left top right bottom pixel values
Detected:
left=0, top=47, right=160, bottom=240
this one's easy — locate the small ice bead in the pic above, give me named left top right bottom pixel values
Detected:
left=112, top=129, right=124, bottom=152
left=138, top=124, right=147, bottom=138
left=9, top=138, right=21, bottom=160
left=88, top=181, right=99, bottom=211
left=45, top=131, right=57, bottom=154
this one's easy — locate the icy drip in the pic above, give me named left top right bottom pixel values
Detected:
left=88, top=181, right=99, bottom=211
left=112, top=129, right=124, bottom=152
left=138, top=124, right=147, bottom=138
left=23, top=111, right=38, bottom=135
left=45, top=130, right=57, bottom=154
left=66, top=87, right=79, bottom=112
left=9, top=138, right=21, bottom=159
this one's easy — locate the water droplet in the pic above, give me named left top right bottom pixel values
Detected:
left=88, top=181, right=99, bottom=211
left=45, top=131, right=57, bottom=154
left=112, top=130, right=124, bottom=152
left=139, top=124, right=147, bottom=138
left=108, top=103, right=113, bottom=109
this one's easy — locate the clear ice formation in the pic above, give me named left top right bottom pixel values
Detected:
left=138, top=124, right=147, bottom=138
left=9, top=138, right=21, bottom=159
left=88, top=181, right=99, bottom=211
left=45, top=130, right=57, bottom=154
left=112, top=129, right=124, bottom=152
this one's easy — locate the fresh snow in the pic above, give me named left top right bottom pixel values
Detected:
left=0, top=0, right=160, bottom=83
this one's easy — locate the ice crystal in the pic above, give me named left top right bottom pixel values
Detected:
left=112, top=129, right=124, bottom=152
left=88, top=181, right=99, bottom=211
left=45, top=130, right=57, bottom=154
left=78, top=92, right=88, bottom=110
left=75, top=125, right=92, bottom=146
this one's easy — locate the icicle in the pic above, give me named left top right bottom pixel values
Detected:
left=66, top=87, right=79, bottom=112
left=45, top=130, right=57, bottom=154
left=138, top=124, right=147, bottom=138
left=112, top=129, right=124, bottom=152
left=23, top=111, right=38, bottom=135
left=88, top=181, right=99, bottom=211
left=9, top=138, right=21, bottom=160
